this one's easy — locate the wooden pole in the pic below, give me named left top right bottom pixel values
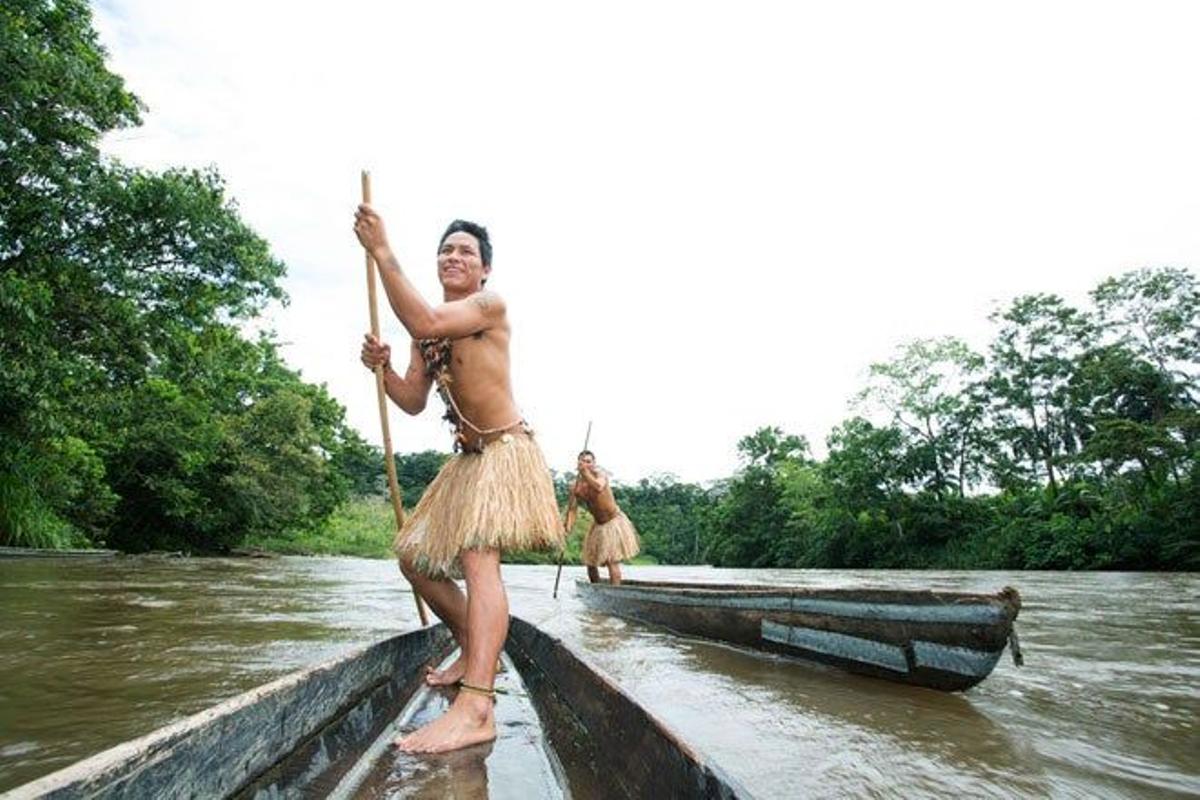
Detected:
left=553, top=420, right=592, bottom=598
left=362, top=170, right=429, bottom=627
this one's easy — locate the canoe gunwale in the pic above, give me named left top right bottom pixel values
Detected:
left=590, top=579, right=1021, bottom=616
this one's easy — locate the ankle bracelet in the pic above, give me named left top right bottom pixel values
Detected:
left=457, top=681, right=496, bottom=699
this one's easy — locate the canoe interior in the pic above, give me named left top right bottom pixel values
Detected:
left=576, top=579, right=1021, bottom=692
left=314, top=647, right=566, bottom=799
left=11, top=617, right=745, bottom=800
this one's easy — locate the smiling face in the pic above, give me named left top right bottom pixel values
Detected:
left=437, top=231, right=490, bottom=295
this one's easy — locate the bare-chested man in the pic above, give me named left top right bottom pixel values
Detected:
left=564, top=450, right=640, bottom=584
left=354, top=208, right=562, bottom=754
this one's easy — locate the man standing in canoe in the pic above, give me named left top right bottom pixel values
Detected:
left=354, top=207, right=562, bottom=754
left=564, top=450, right=640, bottom=585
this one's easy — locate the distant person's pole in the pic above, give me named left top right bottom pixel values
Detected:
left=553, top=421, right=592, bottom=598
left=362, top=170, right=429, bottom=627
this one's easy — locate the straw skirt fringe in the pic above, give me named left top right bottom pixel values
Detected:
left=581, top=512, right=640, bottom=566
left=393, top=432, right=563, bottom=579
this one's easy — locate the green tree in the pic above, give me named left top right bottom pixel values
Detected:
left=614, top=475, right=714, bottom=564
left=1087, top=267, right=1200, bottom=486
left=1092, top=267, right=1199, bottom=387
left=2, top=0, right=143, bottom=545
left=985, top=294, right=1094, bottom=494
left=705, top=427, right=809, bottom=567
left=394, top=451, right=451, bottom=508
left=1070, top=344, right=1190, bottom=486
left=858, top=337, right=986, bottom=497
left=332, top=432, right=385, bottom=497
left=823, top=417, right=909, bottom=510
left=735, top=426, right=810, bottom=468
left=773, top=460, right=837, bottom=566
left=0, top=0, right=364, bottom=553
left=221, top=391, right=339, bottom=537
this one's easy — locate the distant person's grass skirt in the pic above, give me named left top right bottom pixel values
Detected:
left=581, top=513, right=641, bottom=566
left=393, top=430, right=563, bottom=579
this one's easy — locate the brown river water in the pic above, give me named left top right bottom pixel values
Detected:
left=0, top=558, right=1196, bottom=798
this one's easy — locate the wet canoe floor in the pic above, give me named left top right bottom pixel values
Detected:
left=332, top=652, right=608, bottom=799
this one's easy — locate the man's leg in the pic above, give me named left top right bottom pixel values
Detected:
left=586, top=564, right=601, bottom=583
left=397, top=547, right=505, bottom=754
left=399, top=558, right=469, bottom=686
left=607, top=560, right=623, bottom=585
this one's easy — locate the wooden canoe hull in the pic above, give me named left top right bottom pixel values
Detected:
left=507, top=617, right=743, bottom=799
left=575, top=579, right=1021, bottom=691
left=9, top=617, right=746, bottom=799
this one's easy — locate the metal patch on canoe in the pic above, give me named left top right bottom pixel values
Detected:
left=911, top=641, right=1002, bottom=677
left=604, top=587, right=1004, bottom=625
left=761, top=620, right=909, bottom=673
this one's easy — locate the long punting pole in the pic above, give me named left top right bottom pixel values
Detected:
left=552, top=420, right=592, bottom=598
left=362, top=170, right=429, bottom=627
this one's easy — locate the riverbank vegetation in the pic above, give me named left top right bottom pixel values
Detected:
left=2, top=2, right=1195, bottom=569
left=701, top=268, right=1198, bottom=571
left=623, top=268, right=1198, bottom=571
left=1, top=0, right=366, bottom=552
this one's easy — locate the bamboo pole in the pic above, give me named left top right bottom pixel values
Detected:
left=362, top=170, right=429, bottom=627
left=553, top=421, right=592, bottom=598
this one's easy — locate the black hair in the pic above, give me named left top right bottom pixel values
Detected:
left=439, top=219, right=492, bottom=266
left=578, top=450, right=595, bottom=460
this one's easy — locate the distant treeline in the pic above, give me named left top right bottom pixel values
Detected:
left=622, top=267, right=1199, bottom=571
left=3, top=2, right=1195, bottom=568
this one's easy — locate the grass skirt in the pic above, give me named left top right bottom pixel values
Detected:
left=393, top=430, right=563, bottom=579
left=581, top=512, right=640, bottom=566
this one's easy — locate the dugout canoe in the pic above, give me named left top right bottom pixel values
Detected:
left=576, top=579, right=1022, bottom=691
left=8, top=616, right=746, bottom=799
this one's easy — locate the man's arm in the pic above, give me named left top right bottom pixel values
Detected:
left=578, top=466, right=608, bottom=492
left=377, top=249, right=505, bottom=339
left=361, top=335, right=433, bottom=415
left=355, top=205, right=504, bottom=339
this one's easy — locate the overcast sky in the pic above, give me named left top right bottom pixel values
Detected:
left=93, top=1, right=1200, bottom=483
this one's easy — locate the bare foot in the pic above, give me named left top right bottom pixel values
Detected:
left=396, top=692, right=495, bottom=753
left=425, top=655, right=466, bottom=687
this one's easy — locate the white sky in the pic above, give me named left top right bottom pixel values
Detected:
left=93, top=1, right=1200, bottom=483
